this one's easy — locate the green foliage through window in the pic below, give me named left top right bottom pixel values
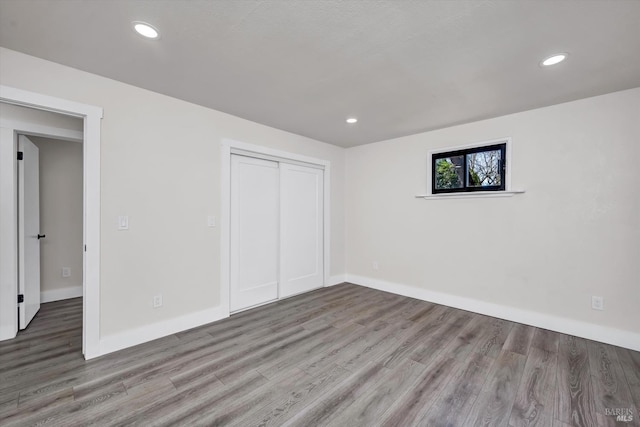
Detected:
left=435, top=157, right=463, bottom=189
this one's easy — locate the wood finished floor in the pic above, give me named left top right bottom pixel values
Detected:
left=1, top=284, right=639, bottom=427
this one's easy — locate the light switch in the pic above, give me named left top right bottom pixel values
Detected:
left=62, top=267, right=71, bottom=278
left=207, top=215, right=216, bottom=227
left=118, top=215, right=129, bottom=230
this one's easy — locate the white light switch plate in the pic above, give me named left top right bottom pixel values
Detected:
left=207, top=215, right=216, bottom=227
left=62, top=267, right=71, bottom=278
left=153, top=295, right=163, bottom=308
left=118, top=215, right=129, bottom=230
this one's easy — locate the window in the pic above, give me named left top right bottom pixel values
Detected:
left=432, top=142, right=506, bottom=194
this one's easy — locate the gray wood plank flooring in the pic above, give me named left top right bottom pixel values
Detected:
left=1, top=284, right=638, bottom=426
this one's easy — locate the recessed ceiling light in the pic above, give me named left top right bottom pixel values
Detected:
left=541, top=53, right=568, bottom=67
left=346, top=117, right=358, bottom=124
left=133, top=21, right=160, bottom=39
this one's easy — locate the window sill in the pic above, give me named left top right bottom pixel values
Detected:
left=415, top=190, right=525, bottom=200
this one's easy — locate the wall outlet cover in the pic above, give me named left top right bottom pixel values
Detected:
left=591, top=296, right=604, bottom=311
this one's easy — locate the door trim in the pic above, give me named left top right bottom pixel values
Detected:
left=221, top=139, right=331, bottom=317
left=0, top=85, right=103, bottom=359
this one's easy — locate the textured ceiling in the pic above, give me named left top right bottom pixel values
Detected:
left=1, top=0, right=639, bottom=147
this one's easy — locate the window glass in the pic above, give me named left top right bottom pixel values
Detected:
left=434, top=155, right=464, bottom=190
left=466, top=149, right=502, bottom=188
left=431, top=142, right=506, bottom=194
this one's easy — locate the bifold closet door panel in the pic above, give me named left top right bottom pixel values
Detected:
left=230, top=155, right=280, bottom=312
left=280, top=163, right=324, bottom=298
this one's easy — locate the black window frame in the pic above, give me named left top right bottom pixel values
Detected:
left=431, top=143, right=506, bottom=194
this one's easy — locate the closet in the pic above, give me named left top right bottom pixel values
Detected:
left=230, top=154, right=324, bottom=312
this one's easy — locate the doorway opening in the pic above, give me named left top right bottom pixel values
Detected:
left=17, top=134, right=84, bottom=334
left=0, top=85, right=102, bottom=359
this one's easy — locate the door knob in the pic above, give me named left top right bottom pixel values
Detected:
left=37, top=234, right=46, bottom=239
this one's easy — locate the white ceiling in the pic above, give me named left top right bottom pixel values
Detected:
left=1, top=0, right=639, bottom=147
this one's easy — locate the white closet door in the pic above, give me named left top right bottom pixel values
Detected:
left=280, top=163, right=324, bottom=298
left=230, top=155, right=280, bottom=312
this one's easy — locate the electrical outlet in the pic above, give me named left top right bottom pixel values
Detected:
left=372, top=261, right=379, bottom=271
left=153, top=295, right=163, bottom=308
left=591, top=296, right=604, bottom=311
left=61, top=267, right=71, bottom=278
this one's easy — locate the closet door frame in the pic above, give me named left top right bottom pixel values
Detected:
left=221, top=139, right=331, bottom=315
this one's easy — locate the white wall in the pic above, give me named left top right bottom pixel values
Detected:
left=30, top=136, right=83, bottom=302
left=3, top=45, right=637, bottom=353
left=0, top=47, right=346, bottom=342
left=346, top=88, right=640, bottom=348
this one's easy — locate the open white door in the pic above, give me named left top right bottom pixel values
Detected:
left=280, top=163, right=324, bottom=298
left=18, top=135, right=41, bottom=329
left=230, top=155, right=280, bottom=312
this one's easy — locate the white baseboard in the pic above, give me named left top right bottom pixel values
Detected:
left=346, top=274, right=640, bottom=352
left=41, top=286, right=83, bottom=303
left=326, top=274, right=347, bottom=287
left=98, top=306, right=229, bottom=357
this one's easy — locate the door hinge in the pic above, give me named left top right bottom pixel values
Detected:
left=84, top=244, right=87, bottom=252
left=17, top=151, right=23, bottom=160
left=18, top=294, right=24, bottom=303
